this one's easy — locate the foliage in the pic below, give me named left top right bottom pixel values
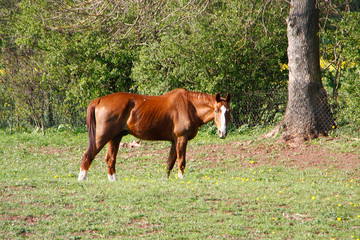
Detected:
left=0, top=0, right=289, bottom=131
left=0, top=0, right=359, bottom=133
left=0, top=0, right=137, bottom=129
left=330, top=11, right=360, bottom=130
left=132, top=0, right=289, bottom=126
left=319, top=2, right=360, bottom=131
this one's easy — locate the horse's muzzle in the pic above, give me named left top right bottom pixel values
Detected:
left=218, top=129, right=227, bottom=139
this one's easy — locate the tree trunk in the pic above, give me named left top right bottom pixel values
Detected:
left=281, top=0, right=335, bottom=142
left=41, top=110, right=45, bottom=136
left=9, top=104, right=13, bottom=134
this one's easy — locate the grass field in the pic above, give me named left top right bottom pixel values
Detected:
left=1, top=129, right=360, bottom=239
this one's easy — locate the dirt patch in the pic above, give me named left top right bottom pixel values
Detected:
left=186, top=140, right=360, bottom=172
left=30, top=146, right=71, bottom=156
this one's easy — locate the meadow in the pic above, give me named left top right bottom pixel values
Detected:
left=0, top=128, right=360, bottom=239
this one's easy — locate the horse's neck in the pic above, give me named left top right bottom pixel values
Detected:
left=187, top=92, right=215, bottom=124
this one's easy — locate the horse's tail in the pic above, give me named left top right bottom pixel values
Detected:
left=86, top=101, right=97, bottom=154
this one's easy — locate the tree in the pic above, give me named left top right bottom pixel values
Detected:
left=279, top=0, right=335, bottom=141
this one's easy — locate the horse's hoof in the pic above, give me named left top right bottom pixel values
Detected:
left=108, top=173, right=117, bottom=182
left=78, top=170, right=88, bottom=181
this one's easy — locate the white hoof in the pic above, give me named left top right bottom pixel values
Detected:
left=78, top=170, right=88, bottom=181
left=108, top=173, right=117, bottom=182
left=178, top=172, right=184, bottom=179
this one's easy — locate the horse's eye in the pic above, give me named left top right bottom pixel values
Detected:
left=215, top=110, right=218, bottom=113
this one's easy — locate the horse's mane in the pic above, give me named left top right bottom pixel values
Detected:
left=186, top=90, right=215, bottom=106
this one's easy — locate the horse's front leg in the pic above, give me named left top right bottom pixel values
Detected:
left=104, top=136, right=122, bottom=181
left=166, top=141, right=177, bottom=178
left=176, top=136, right=188, bottom=179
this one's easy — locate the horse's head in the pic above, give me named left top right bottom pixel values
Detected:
left=214, top=93, right=231, bottom=139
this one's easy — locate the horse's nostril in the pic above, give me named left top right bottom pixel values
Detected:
left=218, top=129, right=227, bottom=139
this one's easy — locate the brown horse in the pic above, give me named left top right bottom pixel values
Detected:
left=78, top=88, right=231, bottom=181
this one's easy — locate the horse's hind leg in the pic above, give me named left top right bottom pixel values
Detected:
left=78, top=142, right=106, bottom=181
left=105, top=135, right=122, bottom=181
left=79, top=132, right=111, bottom=181
left=166, top=142, right=177, bottom=178
left=79, top=153, right=93, bottom=181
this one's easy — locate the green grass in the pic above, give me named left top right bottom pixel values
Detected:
left=1, top=129, right=360, bottom=239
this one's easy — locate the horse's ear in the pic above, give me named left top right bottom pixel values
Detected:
left=225, top=93, right=231, bottom=103
left=216, top=93, right=221, bottom=102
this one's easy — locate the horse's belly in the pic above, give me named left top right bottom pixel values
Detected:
left=126, top=106, right=175, bottom=141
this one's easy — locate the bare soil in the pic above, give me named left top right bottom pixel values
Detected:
left=116, top=137, right=360, bottom=173
left=185, top=140, right=360, bottom=172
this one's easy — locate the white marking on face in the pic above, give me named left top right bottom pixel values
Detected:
left=219, top=105, right=227, bottom=138
left=108, top=173, right=117, bottom=182
left=78, top=170, right=88, bottom=181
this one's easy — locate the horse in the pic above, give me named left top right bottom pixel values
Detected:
left=78, top=88, right=231, bottom=181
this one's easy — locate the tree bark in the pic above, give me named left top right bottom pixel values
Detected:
left=281, top=0, right=335, bottom=142
left=9, top=104, right=13, bottom=134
